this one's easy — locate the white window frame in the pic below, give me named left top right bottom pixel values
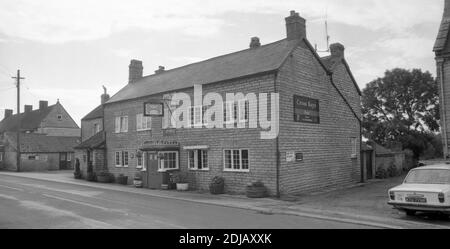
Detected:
left=122, top=151, right=129, bottom=167
left=238, top=99, right=249, bottom=123
left=189, top=105, right=206, bottom=128
left=158, top=151, right=179, bottom=172
left=115, top=116, right=128, bottom=133
left=115, top=151, right=122, bottom=167
left=188, top=150, right=209, bottom=171
left=223, top=149, right=250, bottom=172
left=223, top=101, right=237, bottom=125
left=351, top=138, right=358, bottom=159
left=137, top=152, right=144, bottom=169
left=136, top=113, right=152, bottom=131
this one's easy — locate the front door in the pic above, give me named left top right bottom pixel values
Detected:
left=59, top=153, right=69, bottom=170
left=365, top=151, right=373, bottom=179
left=146, top=152, right=162, bottom=189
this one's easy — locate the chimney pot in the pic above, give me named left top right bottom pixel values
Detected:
left=330, top=43, right=345, bottom=59
left=39, top=101, right=48, bottom=110
left=285, top=10, right=306, bottom=41
left=101, top=85, right=110, bottom=104
left=24, top=105, right=32, bottom=113
left=155, top=66, right=166, bottom=74
left=250, top=37, right=261, bottom=48
left=129, top=59, right=143, bottom=84
left=4, top=109, right=13, bottom=119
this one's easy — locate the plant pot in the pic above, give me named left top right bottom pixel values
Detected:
left=246, top=186, right=267, bottom=198
left=117, top=176, right=128, bottom=185
left=176, top=183, right=189, bottom=191
left=133, top=180, right=143, bottom=188
left=97, top=175, right=112, bottom=183
left=168, top=182, right=177, bottom=190
left=209, top=183, right=225, bottom=195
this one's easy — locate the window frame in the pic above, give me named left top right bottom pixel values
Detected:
left=158, top=151, right=179, bottom=172
left=115, top=151, right=122, bottom=167
left=137, top=152, right=145, bottom=169
left=351, top=138, right=358, bottom=159
left=115, top=116, right=129, bottom=133
left=223, top=101, right=237, bottom=125
left=223, top=149, right=250, bottom=172
left=238, top=99, right=249, bottom=123
left=188, top=149, right=209, bottom=171
left=136, top=113, right=152, bottom=131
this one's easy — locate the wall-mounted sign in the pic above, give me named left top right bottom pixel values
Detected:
left=286, top=151, right=296, bottom=162
left=144, top=102, right=164, bottom=117
left=294, top=95, right=320, bottom=124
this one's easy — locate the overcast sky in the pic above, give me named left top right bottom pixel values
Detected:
left=0, top=0, right=445, bottom=124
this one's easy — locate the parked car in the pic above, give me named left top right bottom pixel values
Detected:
left=388, top=164, right=450, bottom=216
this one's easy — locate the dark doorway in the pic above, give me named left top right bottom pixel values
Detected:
left=59, top=152, right=69, bottom=170
left=365, top=151, right=374, bottom=179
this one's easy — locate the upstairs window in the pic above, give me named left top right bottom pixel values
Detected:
left=136, top=113, right=152, bottom=131
left=94, top=123, right=101, bottom=134
left=115, top=116, right=128, bottom=133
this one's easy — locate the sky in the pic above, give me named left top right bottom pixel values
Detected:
left=0, top=0, right=445, bottom=125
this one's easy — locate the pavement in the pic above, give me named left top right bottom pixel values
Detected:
left=1, top=170, right=449, bottom=229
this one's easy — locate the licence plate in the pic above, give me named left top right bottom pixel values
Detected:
left=405, top=197, right=427, bottom=203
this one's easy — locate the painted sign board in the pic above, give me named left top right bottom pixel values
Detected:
left=144, top=102, right=164, bottom=117
left=294, top=95, right=320, bottom=124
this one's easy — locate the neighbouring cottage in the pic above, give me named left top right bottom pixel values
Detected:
left=435, top=0, right=450, bottom=158
left=74, top=87, right=109, bottom=177
left=91, top=10, right=361, bottom=196
left=0, top=100, right=80, bottom=171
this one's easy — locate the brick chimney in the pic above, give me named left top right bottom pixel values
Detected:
left=129, top=60, right=143, bottom=84
left=4, top=109, right=13, bottom=119
left=155, top=66, right=165, bottom=74
left=101, top=85, right=110, bottom=104
left=285, top=10, right=306, bottom=41
left=330, top=43, right=345, bottom=60
left=250, top=37, right=261, bottom=48
left=39, top=100, right=48, bottom=110
left=24, top=105, right=32, bottom=113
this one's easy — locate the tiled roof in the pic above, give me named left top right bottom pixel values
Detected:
left=107, top=39, right=301, bottom=104
left=434, top=19, right=450, bottom=52
left=0, top=105, right=55, bottom=132
left=82, top=105, right=103, bottom=121
left=5, top=133, right=80, bottom=153
left=74, top=131, right=105, bottom=150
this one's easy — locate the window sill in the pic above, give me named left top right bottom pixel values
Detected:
left=137, top=129, right=152, bottom=132
left=223, top=169, right=250, bottom=173
left=158, top=168, right=179, bottom=173
left=189, top=168, right=210, bottom=172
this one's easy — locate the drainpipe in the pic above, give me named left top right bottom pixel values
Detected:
left=274, top=72, right=281, bottom=198
left=439, top=58, right=449, bottom=159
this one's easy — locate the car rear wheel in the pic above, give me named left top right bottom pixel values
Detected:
left=405, top=210, right=416, bottom=216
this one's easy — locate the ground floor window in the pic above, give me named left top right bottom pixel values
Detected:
left=351, top=138, right=357, bottom=159
left=158, top=151, right=178, bottom=171
left=188, top=150, right=208, bottom=170
left=223, top=149, right=249, bottom=172
left=0, top=152, right=3, bottom=162
left=115, top=151, right=129, bottom=167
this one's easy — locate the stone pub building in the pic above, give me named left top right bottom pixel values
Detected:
left=93, top=11, right=361, bottom=196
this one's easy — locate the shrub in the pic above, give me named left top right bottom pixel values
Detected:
left=172, top=172, right=188, bottom=184
left=375, top=168, right=387, bottom=179
left=387, top=164, right=398, bottom=177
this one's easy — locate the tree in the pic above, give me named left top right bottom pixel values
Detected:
left=362, top=68, right=440, bottom=158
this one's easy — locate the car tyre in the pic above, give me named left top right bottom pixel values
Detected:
left=405, top=210, right=416, bottom=216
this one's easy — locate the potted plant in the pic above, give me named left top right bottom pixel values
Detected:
left=117, top=174, right=128, bottom=185
left=168, top=172, right=177, bottom=190
left=74, top=158, right=82, bottom=179
left=173, top=172, right=189, bottom=191
left=133, top=172, right=143, bottom=188
left=86, top=161, right=96, bottom=182
left=97, top=171, right=113, bottom=183
left=246, top=181, right=268, bottom=198
left=209, top=176, right=225, bottom=195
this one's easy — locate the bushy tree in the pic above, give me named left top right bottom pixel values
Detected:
left=362, top=68, right=440, bottom=158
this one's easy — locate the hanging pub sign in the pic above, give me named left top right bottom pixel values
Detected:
left=293, top=95, right=320, bottom=124
left=144, top=102, right=164, bottom=117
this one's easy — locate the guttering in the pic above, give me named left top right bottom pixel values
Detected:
left=274, top=71, right=281, bottom=199
left=439, top=58, right=449, bottom=158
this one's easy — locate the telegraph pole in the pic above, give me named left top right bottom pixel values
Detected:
left=12, top=70, right=25, bottom=172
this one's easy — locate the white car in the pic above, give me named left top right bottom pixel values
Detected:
left=388, top=164, right=450, bottom=216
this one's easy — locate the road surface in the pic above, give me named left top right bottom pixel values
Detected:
left=0, top=174, right=378, bottom=229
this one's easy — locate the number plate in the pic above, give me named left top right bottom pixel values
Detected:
left=405, top=197, right=427, bottom=203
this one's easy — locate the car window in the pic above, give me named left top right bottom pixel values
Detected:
left=404, top=169, right=450, bottom=184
